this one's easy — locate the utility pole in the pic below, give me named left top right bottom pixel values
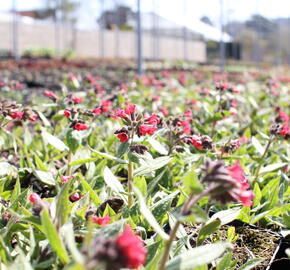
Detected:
left=254, top=0, right=260, bottom=67
left=114, top=0, right=120, bottom=58
left=12, top=0, right=19, bottom=60
left=219, top=0, right=225, bottom=72
left=55, top=0, right=61, bottom=56
left=152, top=0, right=159, bottom=60
left=183, top=0, right=188, bottom=61
left=136, top=0, right=143, bottom=75
left=99, top=0, right=105, bottom=58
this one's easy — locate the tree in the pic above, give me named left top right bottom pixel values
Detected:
left=98, top=5, right=135, bottom=30
left=200, top=16, right=213, bottom=26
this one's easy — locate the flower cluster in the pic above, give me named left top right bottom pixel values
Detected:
left=84, top=225, right=146, bottom=270
left=201, top=159, right=254, bottom=207
left=114, top=104, right=158, bottom=153
left=0, top=98, right=38, bottom=122
left=270, top=107, right=289, bottom=139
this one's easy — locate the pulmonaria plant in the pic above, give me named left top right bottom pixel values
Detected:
left=201, top=159, right=254, bottom=206
left=113, top=104, right=158, bottom=147
left=0, top=98, right=38, bottom=128
left=84, top=225, right=146, bottom=270
left=270, top=107, right=290, bottom=139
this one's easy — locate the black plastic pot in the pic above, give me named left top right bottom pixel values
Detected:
left=266, top=239, right=290, bottom=270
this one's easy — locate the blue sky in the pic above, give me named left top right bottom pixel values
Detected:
left=1, top=0, right=290, bottom=29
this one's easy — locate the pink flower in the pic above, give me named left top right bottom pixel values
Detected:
left=43, top=91, right=56, bottom=99
left=227, top=161, right=253, bottom=206
left=160, top=107, right=169, bottom=116
left=227, top=161, right=249, bottom=189
left=9, top=111, right=23, bottom=119
left=29, top=193, right=41, bottom=203
left=61, top=175, right=74, bottom=184
left=145, top=114, right=160, bottom=125
left=114, top=108, right=126, bottom=118
left=239, top=190, right=254, bottom=207
left=279, top=110, right=289, bottom=123
left=139, top=125, right=157, bottom=136
left=280, top=124, right=289, bottom=136
left=72, top=97, right=83, bottom=104
left=101, top=100, right=112, bottom=112
left=92, top=107, right=102, bottom=115
left=64, top=110, right=71, bottom=118
left=70, top=193, right=81, bottom=202
left=73, top=123, right=89, bottom=131
left=91, top=215, right=111, bottom=226
left=125, top=104, right=136, bottom=115
left=116, top=225, right=147, bottom=269
left=178, top=120, right=191, bottom=134
left=117, top=132, right=129, bottom=143
left=29, top=114, right=38, bottom=121
left=191, top=135, right=203, bottom=150
left=152, top=96, right=160, bottom=102
left=184, top=109, right=192, bottom=118
left=240, top=136, right=247, bottom=144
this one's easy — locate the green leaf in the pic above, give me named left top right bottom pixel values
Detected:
left=216, top=252, right=233, bottom=270
left=145, top=241, right=161, bottom=266
left=90, top=148, right=128, bottom=164
left=78, top=173, right=101, bottom=206
left=66, top=130, right=82, bottom=153
left=253, top=183, right=262, bottom=207
left=103, top=166, right=127, bottom=203
left=10, top=188, right=30, bottom=211
left=148, top=138, right=168, bottom=155
left=61, top=221, right=84, bottom=264
left=55, top=181, right=73, bottom=227
left=34, top=170, right=55, bottom=186
left=0, top=162, right=18, bottom=178
left=237, top=258, right=264, bottom=270
left=34, top=154, right=48, bottom=171
left=133, top=176, right=147, bottom=196
left=259, top=163, right=288, bottom=175
left=135, top=156, right=172, bottom=176
left=41, top=208, right=69, bottom=264
left=165, top=242, right=230, bottom=270
left=150, top=190, right=179, bottom=223
left=183, top=168, right=203, bottom=195
left=133, top=186, right=169, bottom=240
left=251, top=137, right=264, bottom=155
left=42, top=131, right=69, bottom=152
left=69, top=157, right=98, bottom=166
left=197, top=219, right=221, bottom=245
left=208, top=208, right=241, bottom=226
left=11, top=178, right=21, bottom=203
left=117, top=142, right=129, bottom=157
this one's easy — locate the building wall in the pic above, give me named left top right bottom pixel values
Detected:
left=0, top=21, right=206, bottom=62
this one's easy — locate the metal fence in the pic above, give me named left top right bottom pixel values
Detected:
left=1, top=0, right=289, bottom=72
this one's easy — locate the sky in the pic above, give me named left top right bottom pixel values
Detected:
left=1, top=0, right=290, bottom=29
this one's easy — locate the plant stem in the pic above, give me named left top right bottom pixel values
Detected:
left=67, top=151, right=73, bottom=175
left=127, top=160, right=134, bottom=207
left=158, top=189, right=212, bottom=270
left=252, top=136, right=274, bottom=184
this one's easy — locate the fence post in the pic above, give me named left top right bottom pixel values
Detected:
left=136, top=0, right=143, bottom=75
left=12, top=0, right=19, bottom=59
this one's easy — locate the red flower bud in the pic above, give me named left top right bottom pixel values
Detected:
left=72, top=97, right=83, bottom=104
left=73, top=123, right=89, bottom=131
left=116, top=225, right=147, bottom=269
left=9, top=111, right=23, bottom=119
left=91, top=215, right=111, bottom=226
left=117, top=132, right=129, bottom=142
left=64, top=110, right=71, bottom=118
left=29, top=193, right=41, bottom=203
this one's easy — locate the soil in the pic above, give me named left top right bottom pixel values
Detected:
left=184, top=223, right=282, bottom=269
